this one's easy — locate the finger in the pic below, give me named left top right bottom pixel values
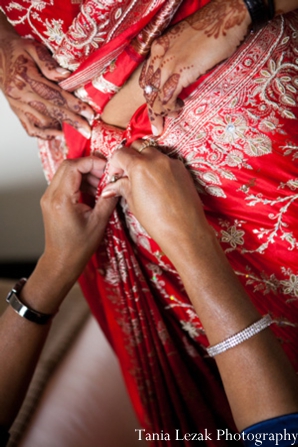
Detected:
left=101, top=177, right=130, bottom=199
left=22, top=57, right=94, bottom=131
left=58, top=89, right=95, bottom=124
left=82, top=173, right=101, bottom=189
left=11, top=98, right=61, bottom=129
left=107, top=145, right=161, bottom=179
left=85, top=161, right=106, bottom=179
left=21, top=77, right=93, bottom=138
left=141, top=65, right=166, bottom=135
left=142, top=56, right=186, bottom=134
left=11, top=105, right=63, bottom=139
left=25, top=40, right=71, bottom=82
left=80, top=182, right=98, bottom=197
left=27, top=127, right=63, bottom=140
left=11, top=102, right=63, bottom=140
left=147, top=107, right=164, bottom=136
left=94, top=194, right=118, bottom=220
left=51, top=157, right=103, bottom=196
left=58, top=108, right=92, bottom=139
left=107, top=146, right=142, bottom=178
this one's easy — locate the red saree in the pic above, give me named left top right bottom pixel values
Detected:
left=2, top=1, right=298, bottom=445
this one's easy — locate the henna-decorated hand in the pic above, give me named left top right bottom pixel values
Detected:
left=0, top=34, right=94, bottom=140
left=140, top=0, right=251, bottom=135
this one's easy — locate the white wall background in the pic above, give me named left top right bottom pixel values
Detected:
left=0, top=92, right=47, bottom=261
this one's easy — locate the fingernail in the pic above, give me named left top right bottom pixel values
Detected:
left=55, top=67, right=71, bottom=76
left=101, top=189, right=117, bottom=198
left=80, top=109, right=95, bottom=123
left=79, top=128, right=92, bottom=139
left=151, top=125, right=160, bottom=136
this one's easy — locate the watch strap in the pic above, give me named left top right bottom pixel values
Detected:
left=6, top=278, right=53, bottom=325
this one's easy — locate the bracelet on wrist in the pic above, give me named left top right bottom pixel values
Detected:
left=206, top=314, right=273, bottom=357
left=267, top=0, right=275, bottom=20
left=6, top=278, right=54, bottom=325
left=242, top=0, right=273, bottom=32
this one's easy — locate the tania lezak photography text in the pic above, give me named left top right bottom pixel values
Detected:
left=134, top=428, right=298, bottom=445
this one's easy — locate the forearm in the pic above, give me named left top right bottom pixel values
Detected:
left=101, top=0, right=298, bottom=130
left=0, top=11, right=20, bottom=91
left=168, top=230, right=298, bottom=430
left=0, top=11, right=19, bottom=39
left=0, top=256, right=77, bottom=429
left=272, top=0, right=298, bottom=15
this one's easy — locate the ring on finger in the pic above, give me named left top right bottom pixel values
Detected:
left=109, top=174, right=120, bottom=183
left=144, top=85, right=158, bottom=95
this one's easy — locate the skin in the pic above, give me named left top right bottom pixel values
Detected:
left=0, top=157, right=117, bottom=430
left=102, top=0, right=298, bottom=134
left=102, top=144, right=298, bottom=431
left=1, top=1, right=298, bottom=137
left=0, top=12, right=94, bottom=140
left=0, top=146, right=297, bottom=437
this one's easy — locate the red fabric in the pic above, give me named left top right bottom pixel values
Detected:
left=2, top=1, right=298, bottom=445
left=69, top=8, right=298, bottom=444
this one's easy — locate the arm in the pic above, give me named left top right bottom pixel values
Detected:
left=0, top=11, right=93, bottom=140
left=102, top=0, right=298, bottom=134
left=0, top=157, right=116, bottom=432
left=102, top=145, right=298, bottom=431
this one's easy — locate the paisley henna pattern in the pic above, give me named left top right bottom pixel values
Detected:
left=29, top=100, right=51, bottom=116
left=186, top=0, right=247, bottom=38
left=34, top=42, right=59, bottom=71
left=25, top=111, right=45, bottom=128
left=130, top=0, right=183, bottom=56
left=162, top=73, right=180, bottom=104
left=52, top=108, right=80, bottom=130
left=0, top=36, right=90, bottom=138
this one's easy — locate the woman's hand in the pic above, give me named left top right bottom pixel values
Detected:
left=40, top=157, right=117, bottom=284
left=102, top=144, right=212, bottom=262
left=0, top=157, right=116, bottom=430
left=140, top=0, right=251, bottom=135
left=0, top=18, right=94, bottom=139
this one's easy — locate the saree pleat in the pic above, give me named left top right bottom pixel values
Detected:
left=1, top=0, right=298, bottom=444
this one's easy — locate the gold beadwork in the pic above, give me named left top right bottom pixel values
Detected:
left=138, top=139, right=158, bottom=153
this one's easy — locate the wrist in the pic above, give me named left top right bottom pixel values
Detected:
left=0, top=13, right=20, bottom=40
left=19, top=254, right=78, bottom=315
left=163, top=225, right=217, bottom=276
left=242, top=0, right=274, bottom=32
left=226, top=0, right=252, bottom=42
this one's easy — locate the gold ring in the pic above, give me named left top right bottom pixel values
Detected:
left=137, top=139, right=158, bottom=153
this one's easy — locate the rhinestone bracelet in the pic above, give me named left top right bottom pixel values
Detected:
left=206, top=314, right=273, bottom=357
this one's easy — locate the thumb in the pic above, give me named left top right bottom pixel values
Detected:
left=26, top=41, right=71, bottom=81
left=93, top=195, right=118, bottom=221
left=101, top=177, right=131, bottom=201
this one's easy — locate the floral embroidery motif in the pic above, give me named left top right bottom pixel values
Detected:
left=280, top=271, right=298, bottom=299
left=253, top=56, right=298, bottom=120
left=44, top=18, right=64, bottom=45
left=2, top=1, right=63, bottom=53
left=165, top=295, right=204, bottom=340
left=219, top=220, right=246, bottom=252
left=244, top=181, right=298, bottom=254
left=282, top=143, right=298, bottom=161
left=237, top=267, right=298, bottom=302
left=3, top=0, right=298, bottom=435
